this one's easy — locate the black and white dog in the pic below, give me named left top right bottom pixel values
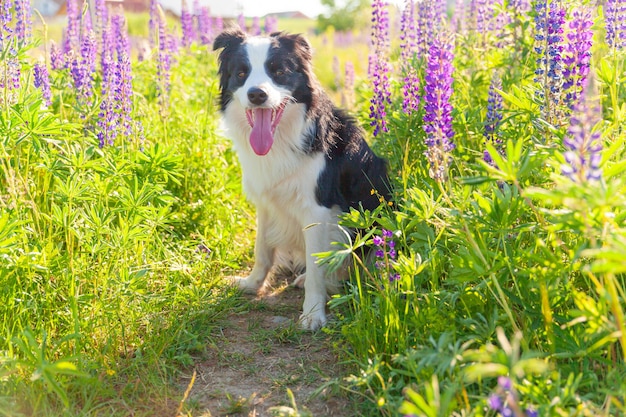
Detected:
left=213, top=29, right=390, bottom=330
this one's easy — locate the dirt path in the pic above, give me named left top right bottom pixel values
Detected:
left=178, top=273, right=358, bottom=417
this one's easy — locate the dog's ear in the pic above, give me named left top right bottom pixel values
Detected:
left=292, top=33, right=312, bottom=62
left=213, top=28, right=246, bottom=53
left=271, top=32, right=312, bottom=62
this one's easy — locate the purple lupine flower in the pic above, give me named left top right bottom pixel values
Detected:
left=561, top=82, right=603, bottom=183
left=562, top=8, right=593, bottom=107
left=373, top=229, right=399, bottom=283
left=332, top=55, right=341, bottom=90
left=497, top=376, right=512, bottom=391
left=181, top=0, right=195, bottom=47
left=470, top=0, right=491, bottom=33
left=525, top=408, right=539, bottom=417
left=450, top=0, right=467, bottom=33
left=251, top=16, right=261, bottom=36
left=264, top=15, right=278, bottom=34
left=417, top=0, right=445, bottom=59
left=237, top=13, right=246, bottom=32
left=402, top=68, right=420, bottom=115
left=341, top=61, right=355, bottom=108
left=71, top=30, right=97, bottom=106
left=487, top=394, right=503, bottom=411
left=510, top=0, right=530, bottom=15
left=1, top=47, right=20, bottom=106
left=605, top=0, right=626, bottom=49
left=423, top=36, right=456, bottom=181
left=33, top=62, right=52, bottom=106
left=483, top=74, right=503, bottom=165
left=82, top=6, right=93, bottom=33
left=149, top=0, right=158, bottom=48
left=345, top=61, right=355, bottom=90
left=14, top=0, right=31, bottom=43
left=399, top=0, right=417, bottom=66
left=197, top=6, right=213, bottom=45
left=63, top=0, right=80, bottom=60
left=95, top=0, right=108, bottom=37
left=156, top=5, right=172, bottom=115
left=214, top=16, right=223, bottom=33
left=369, top=0, right=391, bottom=137
left=98, top=19, right=117, bottom=147
left=50, top=40, right=63, bottom=70
left=534, top=0, right=566, bottom=125
left=113, top=13, right=134, bottom=138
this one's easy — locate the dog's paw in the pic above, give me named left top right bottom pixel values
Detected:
left=291, top=273, right=306, bottom=289
left=298, top=310, right=327, bottom=331
left=227, top=276, right=262, bottom=294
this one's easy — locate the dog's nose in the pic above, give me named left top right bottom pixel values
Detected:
left=247, top=87, right=268, bottom=106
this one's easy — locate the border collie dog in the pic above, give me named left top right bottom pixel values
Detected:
left=213, top=29, right=390, bottom=330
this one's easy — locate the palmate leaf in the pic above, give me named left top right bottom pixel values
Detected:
left=13, top=330, right=87, bottom=407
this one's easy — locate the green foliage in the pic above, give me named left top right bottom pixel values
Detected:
left=317, top=0, right=371, bottom=33
left=0, top=39, right=249, bottom=414
left=321, top=4, right=626, bottom=416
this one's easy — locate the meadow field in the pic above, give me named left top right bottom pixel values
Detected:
left=1, top=0, right=625, bottom=416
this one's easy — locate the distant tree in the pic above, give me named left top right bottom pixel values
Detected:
left=316, top=0, right=371, bottom=33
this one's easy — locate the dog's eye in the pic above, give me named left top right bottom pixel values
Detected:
left=274, top=69, right=285, bottom=76
left=237, top=71, right=246, bottom=79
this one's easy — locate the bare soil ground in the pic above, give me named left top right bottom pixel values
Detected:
left=178, top=273, right=359, bottom=417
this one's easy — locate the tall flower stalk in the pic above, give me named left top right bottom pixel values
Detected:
left=374, top=229, right=400, bottom=283
left=264, top=15, right=278, bottom=34
left=423, top=36, right=456, bottom=181
left=402, top=68, right=420, bottom=115
left=562, top=7, right=593, bottom=108
left=70, top=30, right=96, bottom=107
left=197, top=5, right=213, bottom=45
left=533, top=0, right=566, bottom=125
left=368, top=0, right=391, bottom=137
left=561, top=81, right=603, bottom=183
left=417, top=0, right=445, bottom=59
left=605, top=0, right=626, bottom=50
left=97, top=11, right=140, bottom=147
left=399, top=0, right=416, bottom=66
left=63, top=0, right=80, bottom=61
left=180, top=0, right=195, bottom=47
left=251, top=16, right=261, bottom=36
left=156, top=5, right=172, bottom=117
left=341, top=61, right=355, bottom=108
left=33, top=61, right=52, bottom=106
left=483, top=74, right=503, bottom=165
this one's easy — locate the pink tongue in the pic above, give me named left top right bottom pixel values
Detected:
left=249, top=108, right=273, bottom=155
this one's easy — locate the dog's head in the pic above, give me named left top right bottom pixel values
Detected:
left=213, top=29, right=315, bottom=156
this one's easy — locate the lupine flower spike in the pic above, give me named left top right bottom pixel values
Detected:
left=156, top=5, right=172, bottom=116
left=605, top=0, right=626, bottom=50
left=197, top=6, right=213, bottom=45
left=399, top=0, right=416, bottom=67
left=369, top=0, right=392, bottom=137
left=484, top=74, right=504, bottom=165
left=374, top=229, right=400, bottom=283
left=402, top=69, right=420, bottom=115
left=561, top=80, right=603, bottom=183
left=180, top=0, right=196, bottom=47
left=488, top=376, right=538, bottom=417
left=33, top=62, right=52, bottom=106
left=533, top=0, right=566, bottom=126
left=562, top=7, right=593, bottom=108
left=417, top=0, right=445, bottom=59
left=423, top=35, right=456, bottom=181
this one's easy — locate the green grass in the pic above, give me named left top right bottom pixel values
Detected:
left=0, top=36, right=255, bottom=414
left=2, top=5, right=626, bottom=417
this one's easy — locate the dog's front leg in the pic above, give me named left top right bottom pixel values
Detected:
left=299, top=211, right=339, bottom=331
left=233, top=208, right=274, bottom=293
